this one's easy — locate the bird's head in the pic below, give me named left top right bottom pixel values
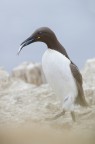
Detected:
left=18, top=27, right=57, bottom=55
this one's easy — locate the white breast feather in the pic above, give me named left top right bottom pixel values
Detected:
left=42, top=49, right=78, bottom=111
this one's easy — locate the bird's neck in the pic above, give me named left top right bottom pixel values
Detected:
left=47, top=39, right=70, bottom=60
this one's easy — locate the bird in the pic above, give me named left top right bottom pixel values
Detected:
left=18, top=27, right=88, bottom=121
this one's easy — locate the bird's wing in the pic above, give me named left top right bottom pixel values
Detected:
left=70, top=63, right=82, bottom=85
left=70, top=63, right=88, bottom=106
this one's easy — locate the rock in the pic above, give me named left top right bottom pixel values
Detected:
left=0, top=58, right=95, bottom=139
left=0, top=68, right=10, bottom=91
left=82, top=58, right=95, bottom=88
left=0, top=68, right=9, bottom=79
left=81, top=58, right=95, bottom=105
left=11, top=62, right=29, bottom=82
left=26, top=63, right=46, bottom=85
left=11, top=62, right=46, bottom=85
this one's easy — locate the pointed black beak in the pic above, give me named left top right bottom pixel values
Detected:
left=17, top=36, right=35, bottom=55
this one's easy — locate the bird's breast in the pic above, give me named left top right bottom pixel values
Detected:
left=42, top=49, right=78, bottom=103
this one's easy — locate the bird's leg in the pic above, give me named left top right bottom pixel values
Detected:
left=45, top=110, right=65, bottom=121
left=71, top=111, right=76, bottom=122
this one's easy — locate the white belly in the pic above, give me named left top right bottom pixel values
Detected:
left=42, top=49, right=78, bottom=111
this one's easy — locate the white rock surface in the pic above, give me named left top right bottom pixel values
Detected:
left=11, top=62, right=46, bottom=85
left=0, top=59, right=95, bottom=132
left=82, top=58, right=95, bottom=88
left=82, top=58, right=95, bottom=105
left=0, top=68, right=9, bottom=78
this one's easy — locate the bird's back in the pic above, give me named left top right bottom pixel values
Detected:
left=54, top=43, right=88, bottom=107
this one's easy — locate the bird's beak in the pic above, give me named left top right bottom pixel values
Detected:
left=17, top=36, right=35, bottom=55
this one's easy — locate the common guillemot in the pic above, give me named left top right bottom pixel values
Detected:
left=18, top=27, right=88, bottom=121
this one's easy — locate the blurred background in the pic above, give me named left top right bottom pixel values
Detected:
left=0, top=0, right=95, bottom=72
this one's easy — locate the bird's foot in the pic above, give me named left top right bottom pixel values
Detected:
left=71, top=111, right=76, bottom=122
left=45, top=110, right=65, bottom=121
